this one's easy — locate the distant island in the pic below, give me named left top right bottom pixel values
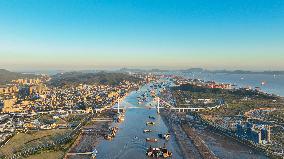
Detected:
left=120, top=68, right=284, bottom=75
left=204, top=69, right=284, bottom=75
left=177, top=68, right=284, bottom=75
left=1, top=68, right=283, bottom=86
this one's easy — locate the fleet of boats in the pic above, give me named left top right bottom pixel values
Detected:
left=104, top=126, right=118, bottom=140
left=145, top=82, right=173, bottom=158
left=144, top=119, right=172, bottom=158
left=146, top=145, right=173, bottom=158
left=104, top=81, right=173, bottom=158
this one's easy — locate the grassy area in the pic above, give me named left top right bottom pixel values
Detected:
left=26, top=151, right=65, bottom=159
left=268, top=109, right=284, bottom=123
left=0, top=129, right=70, bottom=158
left=173, top=89, right=283, bottom=117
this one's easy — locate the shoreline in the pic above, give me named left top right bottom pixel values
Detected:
left=179, top=73, right=284, bottom=98
left=160, top=110, right=203, bottom=159
left=65, top=114, right=113, bottom=159
left=64, top=89, right=134, bottom=159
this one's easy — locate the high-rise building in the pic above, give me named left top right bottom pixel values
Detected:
left=261, top=126, right=271, bottom=143
left=236, top=122, right=271, bottom=144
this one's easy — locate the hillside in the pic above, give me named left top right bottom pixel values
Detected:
left=48, top=71, right=142, bottom=87
left=0, top=69, right=38, bottom=85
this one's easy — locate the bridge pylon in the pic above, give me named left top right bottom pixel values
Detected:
left=157, top=97, right=160, bottom=114
left=117, top=99, right=120, bottom=114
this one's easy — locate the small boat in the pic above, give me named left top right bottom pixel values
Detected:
left=92, top=149, right=98, bottom=159
left=146, top=138, right=158, bottom=142
left=143, top=129, right=152, bottom=133
left=104, top=134, right=113, bottom=140
left=110, top=127, right=118, bottom=133
left=146, top=122, right=155, bottom=126
left=158, top=133, right=170, bottom=140
left=117, top=114, right=125, bottom=122
left=146, top=145, right=172, bottom=158
left=149, top=116, right=156, bottom=120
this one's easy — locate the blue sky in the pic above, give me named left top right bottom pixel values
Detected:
left=0, top=0, right=283, bottom=70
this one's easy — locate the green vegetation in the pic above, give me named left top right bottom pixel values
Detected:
left=26, top=151, right=65, bottom=159
left=268, top=109, right=284, bottom=123
left=0, top=129, right=70, bottom=158
left=172, top=84, right=283, bottom=116
left=48, top=71, right=142, bottom=87
left=172, top=83, right=277, bottom=100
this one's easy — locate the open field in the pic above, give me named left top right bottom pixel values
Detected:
left=26, top=151, right=65, bottom=159
left=0, top=129, right=70, bottom=158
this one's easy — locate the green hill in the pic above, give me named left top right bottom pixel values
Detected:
left=48, top=71, right=142, bottom=87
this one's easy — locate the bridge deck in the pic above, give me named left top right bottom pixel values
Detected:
left=66, top=152, right=92, bottom=155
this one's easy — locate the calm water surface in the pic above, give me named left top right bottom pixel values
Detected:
left=182, top=72, right=284, bottom=96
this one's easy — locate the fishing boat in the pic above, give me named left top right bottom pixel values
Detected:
left=146, top=145, right=172, bottom=158
left=146, top=138, right=158, bottom=142
left=158, top=133, right=170, bottom=140
left=104, top=134, right=113, bottom=140
left=146, top=122, right=155, bottom=126
left=92, top=149, right=98, bottom=159
left=143, top=129, right=152, bottom=133
left=117, top=114, right=125, bottom=122
left=110, top=127, right=118, bottom=133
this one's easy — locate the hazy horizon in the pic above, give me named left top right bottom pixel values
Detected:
left=0, top=0, right=284, bottom=70
left=2, top=67, right=284, bottom=74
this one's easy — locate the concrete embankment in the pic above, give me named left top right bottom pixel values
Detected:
left=160, top=111, right=205, bottom=159
left=181, top=123, right=218, bottom=159
left=65, top=112, right=114, bottom=159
